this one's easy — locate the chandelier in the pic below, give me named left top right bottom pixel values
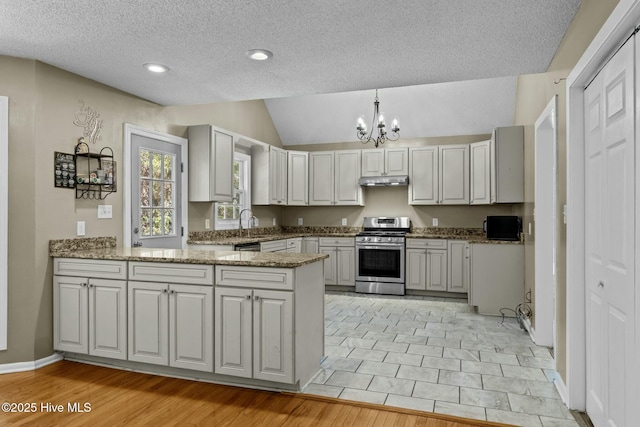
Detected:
left=356, top=89, right=400, bottom=148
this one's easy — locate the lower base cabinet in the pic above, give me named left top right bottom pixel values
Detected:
left=215, top=287, right=293, bottom=383
left=128, top=281, right=213, bottom=372
left=319, top=238, right=355, bottom=286
left=405, top=239, right=448, bottom=292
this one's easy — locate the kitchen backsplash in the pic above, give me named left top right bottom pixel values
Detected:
left=49, top=236, right=117, bottom=253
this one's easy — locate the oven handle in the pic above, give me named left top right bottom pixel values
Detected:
left=356, top=244, right=404, bottom=249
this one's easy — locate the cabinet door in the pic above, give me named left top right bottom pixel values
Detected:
left=128, top=281, right=169, bottom=366
left=309, top=152, right=334, bottom=205
left=439, top=145, right=469, bottom=205
left=215, top=287, right=252, bottom=378
left=361, top=149, right=385, bottom=176
left=385, top=148, right=409, bottom=175
left=406, top=249, right=427, bottom=290
left=211, top=130, right=234, bottom=201
left=426, top=249, right=448, bottom=291
left=287, top=151, right=308, bottom=205
left=409, top=147, right=438, bottom=204
left=335, top=150, right=363, bottom=205
left=447, top=241, right=469, bottom=293
left=253, top=289, right=293, bottom=384
left=54, top=276, right=88, bottom=354
left=336, top=247, right=355, bottom=286
left=169, top=284, right=213, bottom=372
left=89, top=278, right=126, bottom=360
left=320, top=247, right=336, bottom=285
left=302, top=238, right=319, bottom=254
left=470, top=140, right=491, bottom=205
left=270, top=147, right=287, bottom=205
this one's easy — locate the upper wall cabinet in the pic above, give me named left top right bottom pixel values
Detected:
left=309, top=150, right=363, bottom=206
left=361, top=148, right=408, bottom=177
left=287, top=151, right=308, bottom=206
left=470, top=140, right=491, bottom=205
left=188, top=125, right=234, bottom=202
left=409, top=145, right=469, bottom=205
left=252, top=146, right=287, bottom=205
left=491, top=126, right=524, bottom=204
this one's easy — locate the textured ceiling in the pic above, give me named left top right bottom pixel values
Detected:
left=0, top=0, right=580, bottom=144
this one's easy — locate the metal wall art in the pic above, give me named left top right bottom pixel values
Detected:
left=73, top=100, right=103, bottom=145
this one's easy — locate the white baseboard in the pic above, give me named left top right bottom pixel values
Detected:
left=554, top=374, right=568, bottom=404
left=0, top=352, right=63, bottom=374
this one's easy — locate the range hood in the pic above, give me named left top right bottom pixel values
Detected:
left=358, top=175, right=409, bottom=187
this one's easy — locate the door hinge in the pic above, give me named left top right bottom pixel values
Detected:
left=181, top=162, right=184, bottom=173
left=181, top=227, right=184, bottom=237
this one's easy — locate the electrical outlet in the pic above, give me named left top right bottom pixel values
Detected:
left=205, top=219, right=210, bottom=229
left=528, top=222, right=532, bottom=235
left=97, top=204, right=112, bottom=219
left=272, top=218, right=277, bottom=226
left=432, top=218, right=438, bottom=227
left=297, top=217, right=303, bottom=226
left=341, top=218, right=347, bottom=226
left=77, top=221, right=85, bottom=236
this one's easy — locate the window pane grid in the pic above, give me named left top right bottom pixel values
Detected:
left=139, top=148, right=176, bottom=237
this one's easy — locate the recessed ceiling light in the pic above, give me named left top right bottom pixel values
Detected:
left=143, top=63, right=169, bottom=73
left=246, top=49, right=273, bottom=61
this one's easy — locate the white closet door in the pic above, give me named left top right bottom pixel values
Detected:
left=585, top=37, right=635, bottom=427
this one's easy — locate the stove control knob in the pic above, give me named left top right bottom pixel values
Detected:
left=365, top=237, right=371, bottom=242
left=387, top=237, right=392, bottom=242
left=376, top=237, right=381, bottom=242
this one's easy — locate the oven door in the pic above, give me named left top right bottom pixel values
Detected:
left=355, top=244, right=404, bottom=283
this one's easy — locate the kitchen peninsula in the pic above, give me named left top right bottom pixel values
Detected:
left=50, top=237, right=327, bottom=392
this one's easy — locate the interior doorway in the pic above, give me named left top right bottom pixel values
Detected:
left=533, top=96, right=558, bottom=349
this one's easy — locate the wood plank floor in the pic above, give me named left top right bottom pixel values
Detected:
left=0, top=361, right=511, bottom=426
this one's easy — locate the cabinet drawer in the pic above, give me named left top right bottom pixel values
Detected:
left=406, top=239, right=448, bottom=249
left=215, top=266, right=293, bottom=291
left=318, top=237, right=354, bottom=247
left=260, top=240, right=287, bottom=252
left=286, top=238, right=301, bottom=248
left=129, top=262, right=214, bottom=286
left=54, top=258, right=127, bottom=280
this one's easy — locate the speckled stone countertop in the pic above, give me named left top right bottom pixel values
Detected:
left=407, top=228, right=524, bottom=244
left=49, top=237, right=329, bottom=268
left=188, top=226, right=360, bottom=246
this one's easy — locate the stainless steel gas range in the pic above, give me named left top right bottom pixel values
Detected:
left=355, top=216, right=410, bottom=296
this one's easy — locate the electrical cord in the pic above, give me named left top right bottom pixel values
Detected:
left=498, top=303, right=532, bottom=329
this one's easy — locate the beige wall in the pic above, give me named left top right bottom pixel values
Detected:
left=514, top=0, right=619, bottom=382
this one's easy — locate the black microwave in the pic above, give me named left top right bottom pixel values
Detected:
left=483, top=216, right=522, bottom=241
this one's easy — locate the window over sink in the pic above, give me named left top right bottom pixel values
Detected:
left=215, top=152, right=251, bottom=230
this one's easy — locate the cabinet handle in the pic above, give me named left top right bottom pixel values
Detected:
left=162, top=289, right=168, bottom=294
left=88, top=284, right=94, bottom=288
left=245, top=295, right=251, bottom=300
left=82, top=283, right=87, bottom=287
left=254, top=295, right=260, bottom=301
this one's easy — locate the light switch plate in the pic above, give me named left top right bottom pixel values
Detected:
left=298, top=217, right=303, bottom=226
left=205, top=219, right=210, bottom=229
left=97, top=205, right=112, bottom=219
left=341, top=218, right=347, bottom=226
left=77, top=221, right=85, bottom=236
left=432, top=218, right=438, bottom=227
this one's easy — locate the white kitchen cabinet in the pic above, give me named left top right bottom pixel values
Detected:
left=287, top=151, right=308, bottom=205
left=470, top=140, right=491, bottom=205
left=405, top=248, right=427, bottom=290
left=319, top=237, right=355, bottom=286
left=302, top=237, right=319, bottom=254
left=309, top=150, right=363, bottom=206
left=361, top=148, right=408, bottom=176
left=469, top=244, right=524, bottom=315
left=128, top=281, right=213, bottom=371
left=260, top=239, right=287, bottom=252
left=214, top=263, right=322, bottom=385
left=252, top=146, right=287, bottom=205
left=127, top=262, right=214, bottom=372
left=409, top=145, right=469, bottom=205
left=447, top=240, right=470, bottom=293
left=426, top=249, right=448, bottom=291
left=188, top=125, right=234, bottom=202
left=490, top=126, right=524, bottom=203
left=286, top=237, right=302, bottom=253
left=408, top=147, right=438, bottom=204
left=405, top=239, right=449, bottom=292
left=439, top=144, right=469, bottom=205
left=53, top=259, right=128, bottom=359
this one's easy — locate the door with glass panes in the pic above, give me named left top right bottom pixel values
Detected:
left=132, top=134, right=182, bottom=248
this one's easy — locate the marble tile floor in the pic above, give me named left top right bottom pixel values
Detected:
left=304, top=292, right=582, bottom=427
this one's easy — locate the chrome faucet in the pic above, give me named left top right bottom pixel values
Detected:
left=239, top=208, right=252, bottom=236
